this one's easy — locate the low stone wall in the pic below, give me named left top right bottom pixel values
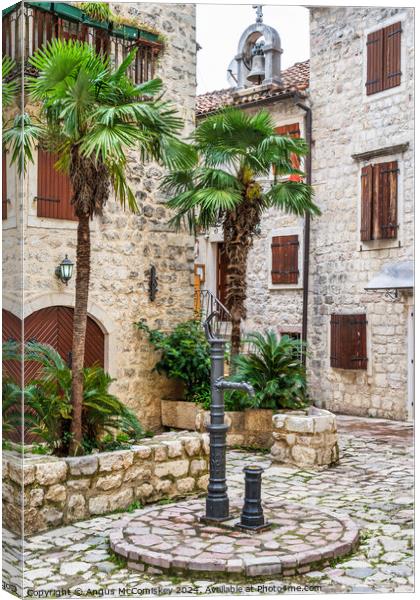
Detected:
left=195, top=409, right=274, bottom=449
left=271, top=407, right=339, bottom=468
left=2, top=432, right=209, bottom=535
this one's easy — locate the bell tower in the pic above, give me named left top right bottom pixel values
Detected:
left=227, top=5, right=283, bottom=89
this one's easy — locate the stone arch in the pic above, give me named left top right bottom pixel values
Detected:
left=5, top=293, right=118, bottom=376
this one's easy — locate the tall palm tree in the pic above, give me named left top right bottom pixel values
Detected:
left=4, top=39, right=195, bottom=454
left=164, top=108, right=320, bottom=361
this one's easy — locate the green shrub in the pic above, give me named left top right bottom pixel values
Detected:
left=227, top=331, right=308, bottom=411
left=6, top=341, right=144, bottom=456
left=137, top=319, right=211, bottom=406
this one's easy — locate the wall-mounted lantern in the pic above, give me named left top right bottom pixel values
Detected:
left=55, top=255, right=74, bottom=285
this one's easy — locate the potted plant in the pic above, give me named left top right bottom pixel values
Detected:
left=136, top=319, right=211, bottom=430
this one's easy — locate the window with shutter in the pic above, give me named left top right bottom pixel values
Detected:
left=2, top=151, right=7, bottom=220
left=271, top=234, right=299, bottom=284
left=37, top=150, right=77, bottom=221
left=366, top=22, right=402, bottom=95
left=330, top=314, right=368, bottom=370
left=360, top=161, right=398, bottom=241
left=275, top=123, right=301, bottom=181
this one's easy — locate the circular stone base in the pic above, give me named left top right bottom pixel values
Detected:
left=110, top=498, right=359, bottom=577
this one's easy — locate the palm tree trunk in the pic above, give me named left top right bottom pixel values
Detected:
left=224, top=194, right=261, bottom=369
left=69, top=214, right=90, bottom=454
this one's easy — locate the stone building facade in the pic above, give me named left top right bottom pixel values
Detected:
left=2, top=2, right=197, bottom=430
left=196, top=6, right=414, bottom=421
left=308, top=6, right=414, bottom=421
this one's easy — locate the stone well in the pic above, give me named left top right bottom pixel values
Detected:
left=271, top=407, right=339, bottom=468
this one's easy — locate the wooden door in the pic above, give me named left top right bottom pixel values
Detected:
left=24, top=306, right=104, bottom=378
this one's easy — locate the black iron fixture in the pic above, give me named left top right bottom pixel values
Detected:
left=236, top=465, right=268, bottom=531
left=149, top=265, right=158, bottom=301
left=55, top=255, right=74, bottom=285
left=202, top=311, right=255, bottom=522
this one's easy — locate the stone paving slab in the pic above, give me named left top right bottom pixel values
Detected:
left=1, top=420, right=414, bottom=595
left=109, top=498, right=359, bottom=576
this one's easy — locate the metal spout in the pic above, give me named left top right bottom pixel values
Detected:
left=214, top=377, right=255, bottom=398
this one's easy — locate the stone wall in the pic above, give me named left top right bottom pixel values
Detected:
left=308, top=7, right=414, bottom=420
left=2, top=3, right=197, bottom=431
left=271, top=407, right=339, bottom=468
left=2, top=432, right=209, bottom=535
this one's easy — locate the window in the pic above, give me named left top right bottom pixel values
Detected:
left=271, top=235, right=299, bottom=284
left=366, top=22, right=402, bottom=95
left=275, top=123, right=302, bottom=182
left=280, top=331, right=301, bottom=341
left=2, top=151, right=7, bottom=220
left=360, top=161, right=398, bottom=241
left=330, top=314, right=368, bottom=370
left=36, top=150, right=77, bottom=221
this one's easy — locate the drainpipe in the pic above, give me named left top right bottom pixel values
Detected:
left=293, top=96, right=312, bottom=368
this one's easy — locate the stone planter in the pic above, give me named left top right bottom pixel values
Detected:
left=195, top=408, right=274, bottom=449
left=271, top=407, right=339, bottom=468
left=2, top=431, right=209, bottom=535
left=161, top=399, right=202, bottom=431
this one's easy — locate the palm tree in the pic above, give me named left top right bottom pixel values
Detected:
left=4, top=39, right=195, bottom=454
left=163, top=108, right=320, bottom=360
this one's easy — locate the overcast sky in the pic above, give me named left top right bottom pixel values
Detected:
left=196, top=3, right=309, bottom=95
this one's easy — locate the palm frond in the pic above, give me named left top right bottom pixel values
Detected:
left=2, top=55, right=18, bottom=109
left=2, top=113, right=44, bottom=175
left=265, top=181, right=321, bottom=217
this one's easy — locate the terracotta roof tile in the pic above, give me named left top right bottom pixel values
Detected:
left=196, top=59, right=309, bottom=116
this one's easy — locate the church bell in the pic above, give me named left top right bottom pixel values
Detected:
left=246, top=42, right=265, bottom=84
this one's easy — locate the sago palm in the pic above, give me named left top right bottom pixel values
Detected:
left=163, top=108, right=320, bottom=360
left=4, top=39, right=195, bottom=453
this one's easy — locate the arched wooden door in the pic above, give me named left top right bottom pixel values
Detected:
left=2, top=306, right=105, bottom=383
left=2, top=307, right=105, bottom=443
left=24, top=306, right=105, bottom=376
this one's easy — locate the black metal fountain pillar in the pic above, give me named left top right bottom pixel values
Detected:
left=203, top=311, right=255, bottom=522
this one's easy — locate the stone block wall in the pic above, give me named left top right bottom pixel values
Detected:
left=271, top=407, right=339, bottom=468
left=308, top=7, right=414, bottom=420
left=2, top=432, right=209, bottom=535
left=3, top=3, right=197, bottom=431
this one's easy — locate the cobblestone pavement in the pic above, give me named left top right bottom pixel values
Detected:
left=2, top=417, right=414, bottom=596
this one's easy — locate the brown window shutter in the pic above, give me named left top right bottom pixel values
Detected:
left=331, top=314, right=367, bottom=370
left=271, top=234, right=299, bottom=284
left=275, top=123, right=301, bottom=180
left=349, top=314, right=368, bottom=370
left=360, top=165, right=373, bottom=241
left=366, top=29, right=384, bottom=95
left=2, top=151, right=7, bottom=220
left=37, top=150, right=77, bottom=220
left=378, top=160, right=398, bottom=239
left=383, top=21, right=402, bottom=90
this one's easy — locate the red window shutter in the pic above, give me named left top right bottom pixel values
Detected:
left=37, top=150, right=77, bottom=220
left=94, top=29, right=110, bottom=54
left=275, top=123, right=301, bottom=181
left=2, top=151, right=7, bottom=220
left=378, top=160, right=398, bottom=239
left=366, top=29, right=384, bottom=95
left=360, top=165, right=373, bottom=241
left=271, top=234, right=299, bottom=284
left=383, top=21, right=402, bottom=90
left=331, top=314, right=367, bottom=370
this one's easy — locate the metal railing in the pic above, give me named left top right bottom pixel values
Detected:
left=195, top=289, right=231, bottom=340
left=2, top=3, right=162, bottom=84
